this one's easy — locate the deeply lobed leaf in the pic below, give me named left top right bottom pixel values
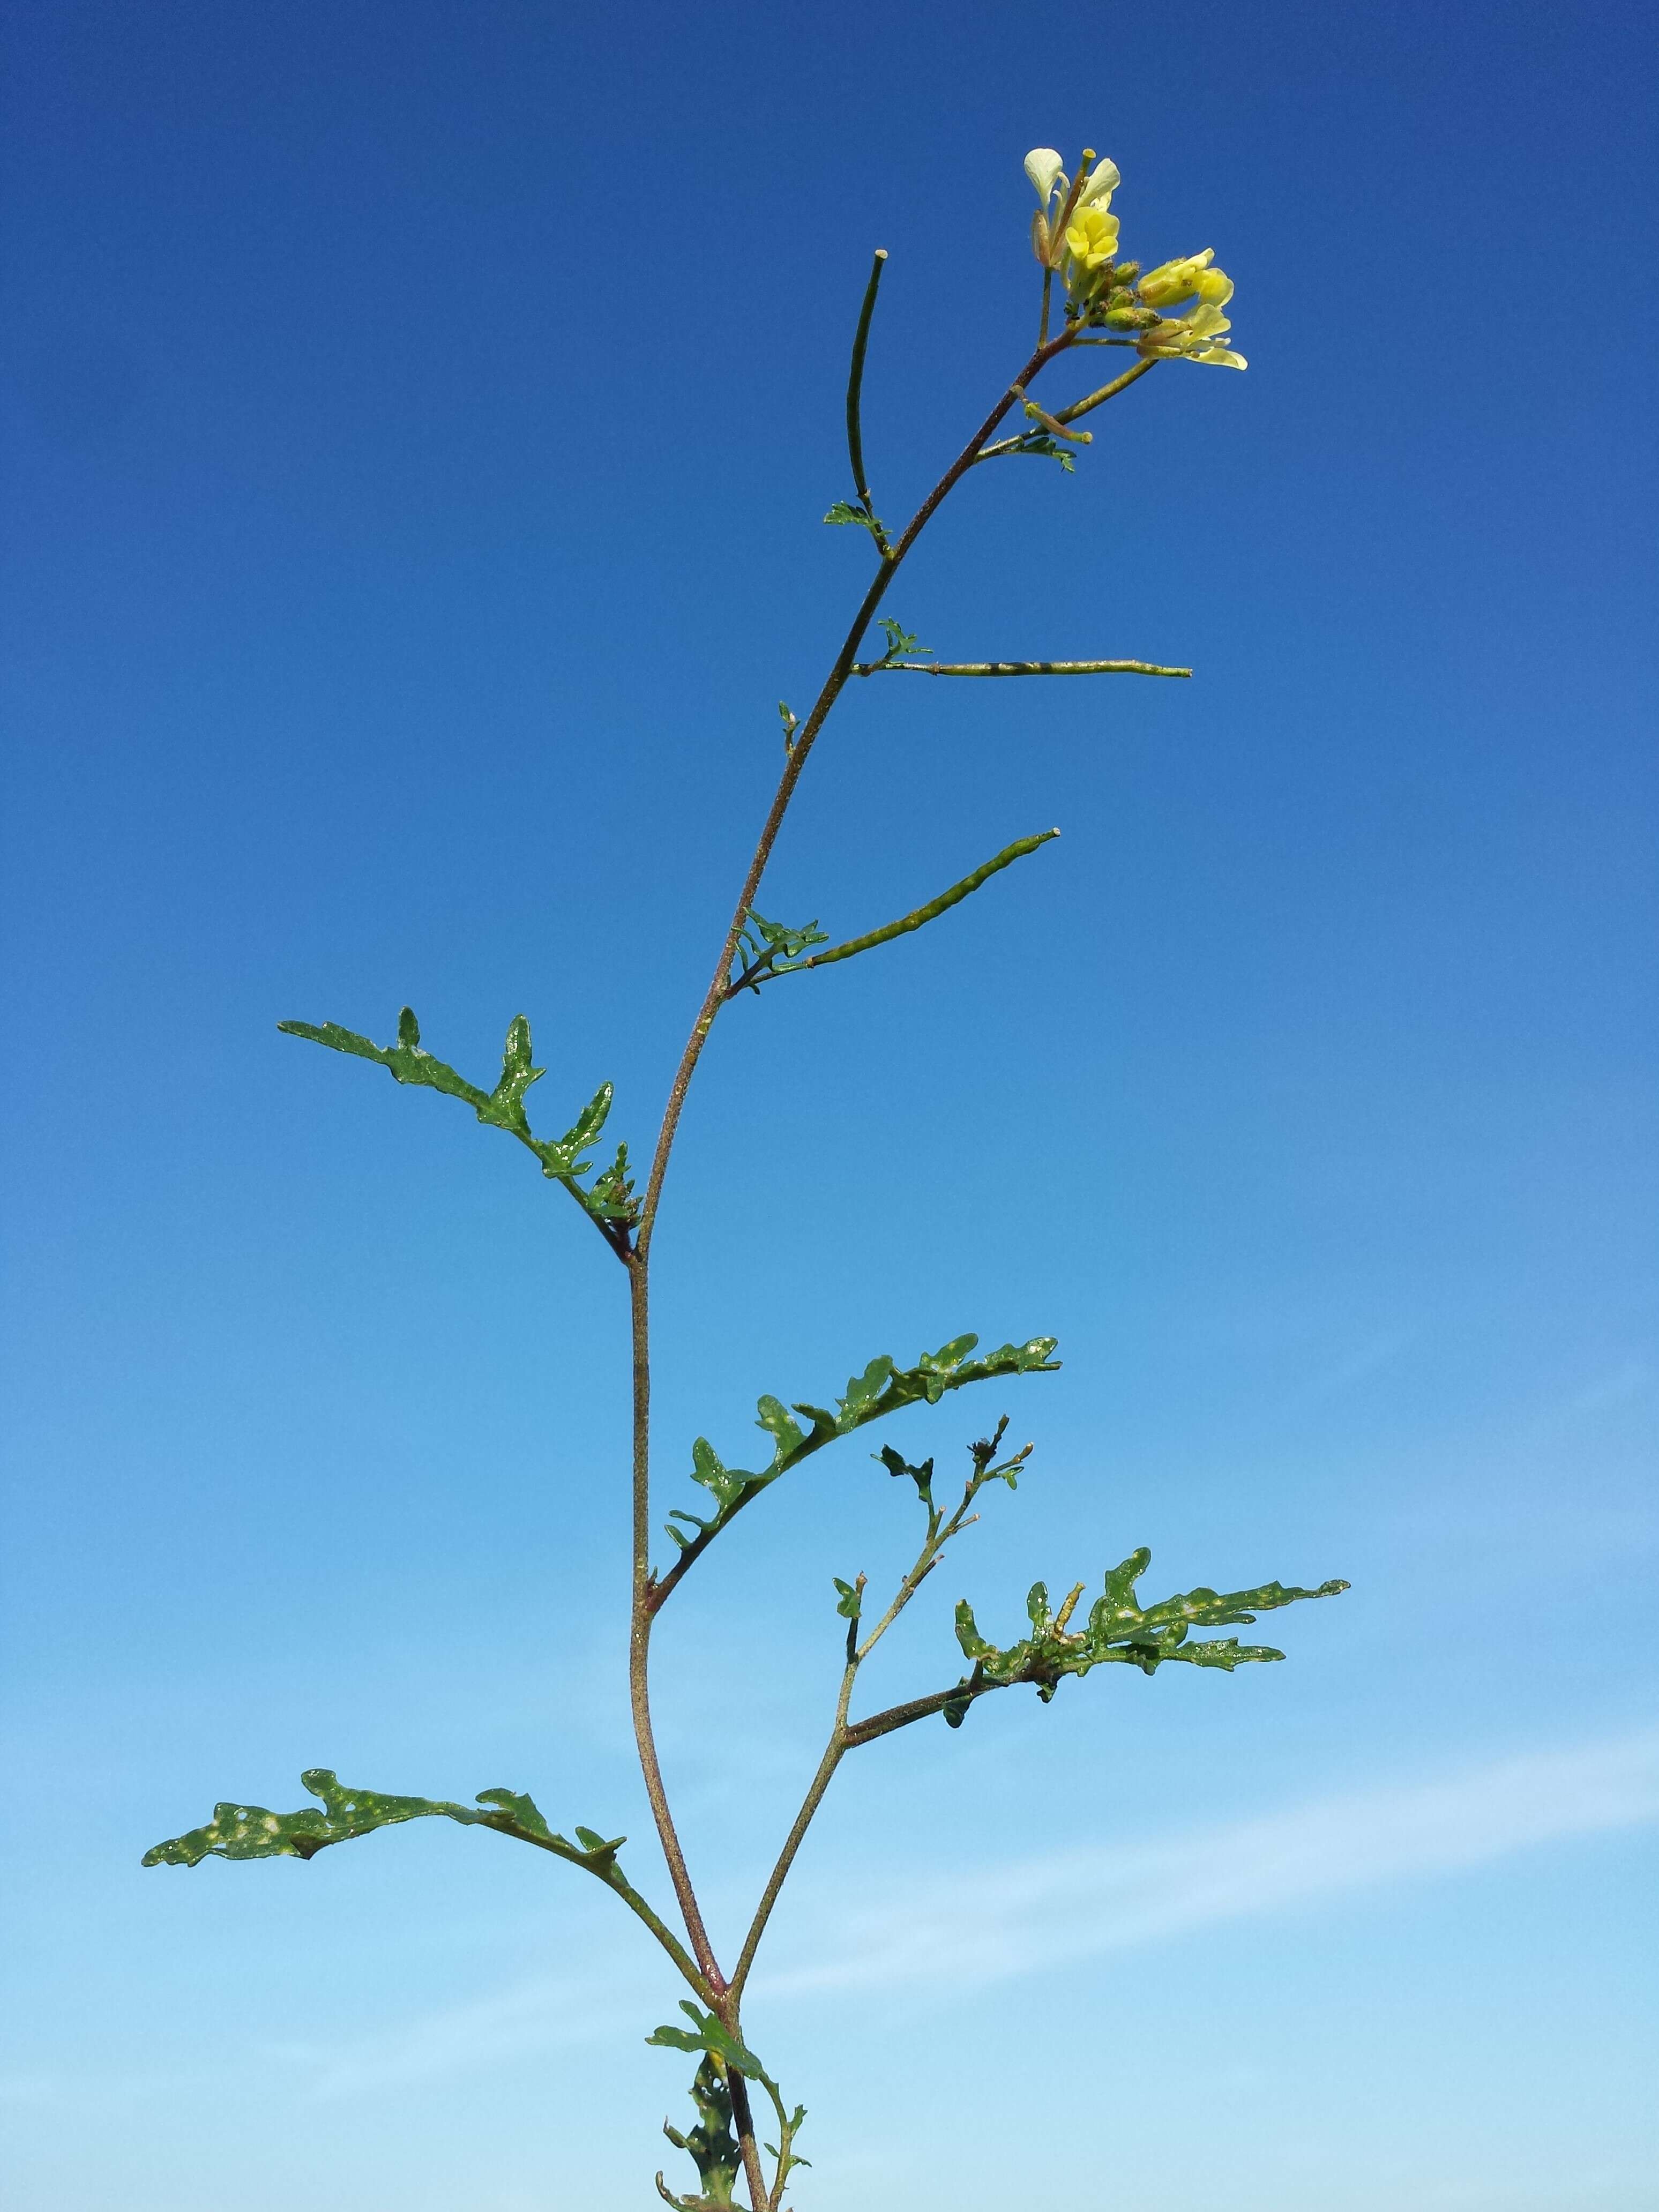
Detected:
left=278, top=1007, right=638, bottom=1235
left=823, top=499, right=886, bottom=535
left=647, top=2002, right=770, bottom=2084
left=946, top=1551, right=1348, bottom=1718
left=659, top=2054, right=743, bottom=2212
left=661, top=1333, right=1059, bottom=1560
left=142, top=1769, right=626, bottom=1872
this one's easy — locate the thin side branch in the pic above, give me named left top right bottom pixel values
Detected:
left=721, top=831, right=1059, bottom=1002
left=798, top=830, right=1057, bottom=970
left=729, top=1436, right=1026, bottom=1998
left=843, top=1678, right=1003, bottom=1748
left=727, top=1678, right=853, bottom=2004
left=488, top=1819, right=713, bottom=1999
left=851, top=658, right=1190, bottom=679
left=846, top=249, right=891, bottom=557
left=978, top=357, right=1159, bottom=460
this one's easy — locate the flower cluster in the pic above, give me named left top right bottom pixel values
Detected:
left=1024, top=147, right=1246, bottom=370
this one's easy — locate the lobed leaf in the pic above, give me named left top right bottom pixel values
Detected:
left=1007, top=430, right=1078, bottom=472
left=728, top=908, right=831, bottom=992
left=944, top=1552, right=1348, bottom=1721
left=278, top=1007, right=638, bottom=1237
left=661, top=1334, right=1059, bottom=1567
left=659, top=2054, right=743, bottom=2212
left=647, top=2002, right=770, bottom=2084
left=143, top=1768, right=626, bottom=1872
left=878, top=1444, right=935, bottom=1504
left=823, top=499, right=886, bottom=535
left=875, top=617, right=930, bottom=660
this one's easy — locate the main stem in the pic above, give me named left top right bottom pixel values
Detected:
left=622, top=315, right=1082, bottom=2208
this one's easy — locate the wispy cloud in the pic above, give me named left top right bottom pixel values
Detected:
left=1284, top=1327, right=1414, bottom=1409
left=50, top=1730, right=1648, bottom=2108
left=1571, top=1359, right=1651, bottom=1415
left=757, top=1729, right=1659, bottom=1997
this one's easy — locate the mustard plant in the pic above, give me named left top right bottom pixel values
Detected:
left=145, top=143, right=1347, bottom=2209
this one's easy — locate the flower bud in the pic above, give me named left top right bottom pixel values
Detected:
left=1139, top=249, right=1229, bottom=310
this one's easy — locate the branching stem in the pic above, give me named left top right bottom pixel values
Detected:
left=618, top=268, right=1163, bottom=2199
left=728, top=1439, right=1024, bottom=2002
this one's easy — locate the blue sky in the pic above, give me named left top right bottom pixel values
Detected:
left=2, top=1, right=1655, bottom=2206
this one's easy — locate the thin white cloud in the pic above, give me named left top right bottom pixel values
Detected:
left=757, top=1729, right=1659, bottom=1997
left=1285, top=1327, right=1414, bottom=1409
left=1571, top=1359, right=1651, bottom=1414
left=104, top=1730, right=1657, bottom=2102
left=268, top=1963, right=660, bottom=2101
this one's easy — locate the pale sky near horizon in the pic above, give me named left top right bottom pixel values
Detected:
left=2, top=2, right=1655, bottom=2207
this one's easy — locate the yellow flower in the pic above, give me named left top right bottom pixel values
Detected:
left=1063, top=204, right=1121, bottom=271
left=1025, top=146, right=1121, bottom=268
left=1024, top=147, right=1120, bottom=219
left=1136, top=300, right=1246, bottom=370
left=1139, top=248, right=1234, bottom=311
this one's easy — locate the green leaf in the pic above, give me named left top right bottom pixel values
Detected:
left=143, top=1769, right=626, bottom=1872
left=647, top=2002, right=770, bottom=2084
left=661, top=1333, right=1060, bottom=1572
left=824, top=499, right=886, bottom=535
left=279, top=1009, right=638, bottom=1235
left=586, top=1139, right=639, bottom=1222
left=941, top=1554, right=1349, bottom=1721
left=472, top=1787, right=554, bottom=1841
left=833, top=1576, right=863, bottom=1620
left=878, top=1444, right=935, bottom=1504
left=660, top=2055, right=742, bottom=2211
left=1010, top=430, right=1077, bottom=472
left=753, top=1394, right=806, bottom=1462
left=876, top=617, right=930, bottom=660
left=730, top=907, right=831, bottom=989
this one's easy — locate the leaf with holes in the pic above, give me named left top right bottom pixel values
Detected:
left=660, top=2054, right=743, bottom=2212
left=143, top=1769, right=627, bottom=1873
left=942, top=1552, right=1349, bottom=1721
left=661, top=1334, right=1059, bottom=1567
left=278, top=1007, right=637, bottom=1235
